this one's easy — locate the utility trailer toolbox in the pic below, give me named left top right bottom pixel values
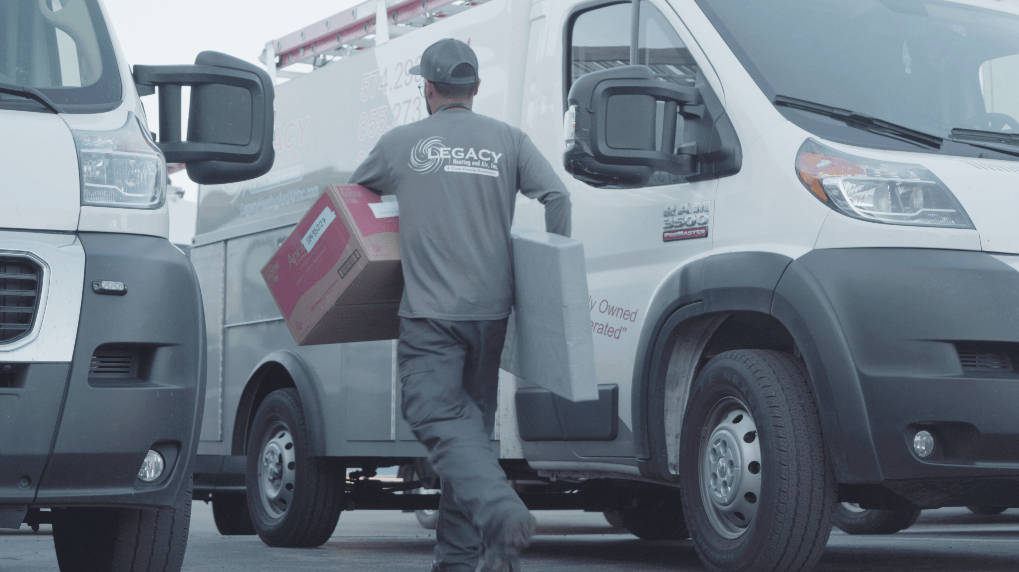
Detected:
left=262, top=184, right=402, bottom=345
left=501, top=230, right=598, bottom=402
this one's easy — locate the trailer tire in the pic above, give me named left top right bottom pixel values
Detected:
left=246, top=388, right=343, bottom=547
left=52, top=476, right=192, bottom=572
left=212, top=493, right=256, bottom=536
left=618, top=488, right=689, bottom=540
left=967, top=506, right=1008, bottom=515
left=679, top=350, right=835, bottom=572
left=832, top=503, right=920, bottom=535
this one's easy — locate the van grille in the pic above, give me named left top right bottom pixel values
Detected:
left=0, top=257, right=42, bottom=344
left=89, top=351, right=139, bottom=378
left=958, top=351, right=1012, bottom=373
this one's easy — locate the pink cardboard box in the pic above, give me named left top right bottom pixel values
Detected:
left=261, top=184, right=402, bottom=345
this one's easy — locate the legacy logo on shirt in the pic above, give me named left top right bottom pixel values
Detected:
left=409, top=136, right=502, bottom=177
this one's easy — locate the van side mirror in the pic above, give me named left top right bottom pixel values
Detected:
left=134, top=51, right=275, bottom=185
left=564, top=65, right=702, bottom=187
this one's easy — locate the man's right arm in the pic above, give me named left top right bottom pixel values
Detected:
left=517, top=132, right=572, bottom=238
left=347, top=141, right=393, bottom=195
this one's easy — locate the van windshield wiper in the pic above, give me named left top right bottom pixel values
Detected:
left=0, top=82, right=63, bottom=114
left=773, top=95, right=943, bottom=150
left=943, top=130, right=1019, bottom=159
left=949, top=128, right=1019, bottom=148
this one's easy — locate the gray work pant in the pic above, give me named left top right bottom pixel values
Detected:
left=398, top=317, right=529, bottom=572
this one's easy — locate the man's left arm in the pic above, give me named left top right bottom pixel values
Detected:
left=348, top=140, right=394, bottom=196
left=517, top=133, right=572, bottom=237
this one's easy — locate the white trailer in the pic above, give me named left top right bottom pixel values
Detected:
left=191, top=0, right=1019, bottom=569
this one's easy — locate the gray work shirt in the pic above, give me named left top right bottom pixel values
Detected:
left=348, top=108, right=572, bottom=321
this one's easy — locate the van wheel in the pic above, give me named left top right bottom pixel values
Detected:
left=52, top=477, right=192, bottom=572
left=246, top=388, right=343, bottom=547
left=398, top=463, right=440, bottom=530
left=833, top=503, right=920, bottom=535
left=617, top=487, right=689, bottom=540
left=967, top=506, right=1008, bottom=515
left=679, top=350, right=835, bottom=572
left=211, top=493, right=256, bottom=535
left=603, top=510, right=625, bottom=528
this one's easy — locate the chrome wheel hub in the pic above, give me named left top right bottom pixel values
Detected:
left=258, top=427, right=296, bottom=519
left=841, top=502, right=867, bottom=513
left=699, top=402, right=762, bottom=539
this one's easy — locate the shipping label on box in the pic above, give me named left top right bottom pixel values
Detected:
left=262, top=184, right=403, bottom=345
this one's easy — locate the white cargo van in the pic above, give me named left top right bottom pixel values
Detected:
left=192, top=0, right=1019, bottom=569
left=0, top=1, right=273, bottom=570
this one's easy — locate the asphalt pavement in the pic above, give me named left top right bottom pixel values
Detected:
left=4, top=505, right=1019, bottom=571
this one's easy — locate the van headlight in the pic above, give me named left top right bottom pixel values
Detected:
left=73, top=112, right=166, bottom=209
left=796, top=139, right=974, bottom=229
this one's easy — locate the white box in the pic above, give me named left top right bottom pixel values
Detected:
left=500, top=230, right=598, bottom=402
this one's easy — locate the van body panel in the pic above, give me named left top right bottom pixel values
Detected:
left=712, top=124, right=829, bottom=254
left=771, top=262, right=883, bottom=484
left=0, top=111, right=80, bottom=232
left=0, top=364, right=71, bottom=503
left=924, top=158, right=1019, bottom=255
left=192, top=242, right=226, bottom=445
left=77, top=204, right=171, bottom=239
left=776, top=248, right=1019, bottom=483
left=36, top=233, right=206, bottom=508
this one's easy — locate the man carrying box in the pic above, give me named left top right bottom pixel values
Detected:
left=348, top=38, right=571, bottom=572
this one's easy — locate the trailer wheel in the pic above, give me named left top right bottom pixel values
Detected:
left=246, top=388, right=343, bottom=547
left=617, top=488, right=689, bottom=540
left=211, top=493, right=256, bottom=535
left=679, top=350, right=835, bottom=572
left=832, top=503, right=920, bottom=535
left=52, top=477, right=192, bottom=572
left=967, top=506, right=1008, bottom=515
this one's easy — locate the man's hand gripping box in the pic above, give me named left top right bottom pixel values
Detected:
left=261, top=184, right=402, bottom=345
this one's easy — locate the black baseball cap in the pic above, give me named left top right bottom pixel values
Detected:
left=409, top=38, right=478, bottom=85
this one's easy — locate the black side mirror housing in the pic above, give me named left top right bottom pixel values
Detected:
left=134, top=51, right=275, bottom=185
left=565, top=64, right=744, bottom=188
left=564, top=65, right=702, bottom=187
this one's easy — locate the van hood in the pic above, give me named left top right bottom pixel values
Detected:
left=928, top=156, right=1019, bottom=255
left=0, top=110, right=81, bottom=232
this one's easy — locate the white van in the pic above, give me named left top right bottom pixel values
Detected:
left=192, top=0, right=1019, bottom=569
left=0, top=1, right=273, bottom=571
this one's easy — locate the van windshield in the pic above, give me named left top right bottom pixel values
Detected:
left=695, top=0, right=1019, bottom=153
left=0, top=0, right=122, bottom=112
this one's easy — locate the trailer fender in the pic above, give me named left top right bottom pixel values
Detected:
left=232, top=350, right=327, bottom=457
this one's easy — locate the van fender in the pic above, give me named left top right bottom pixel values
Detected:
left=232, top=350, right=327, bottom=457
left=633, top=250, right=884, bottom=484
left=632, top=251, right=794, bottom=478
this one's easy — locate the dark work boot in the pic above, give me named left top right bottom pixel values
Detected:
left=480, top=511, right=536, bottom=572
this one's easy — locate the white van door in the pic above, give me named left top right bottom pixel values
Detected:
left=515, top=0, right=729, bottom=460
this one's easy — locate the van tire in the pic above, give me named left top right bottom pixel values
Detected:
left=211, top=493, right=256, bottom=536
left=52, top=476, right=192, bottom=572
left=967, top=506, right=1008, bottom=515
left=246, top=388, right=343, bottom=547
left=679, top=350, right=835, bottom=572
left=618, top=488, right=689, bottom=540
left=832, top=503, right=920, bottom=535
left=603, top=510, right=625, bottom=528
